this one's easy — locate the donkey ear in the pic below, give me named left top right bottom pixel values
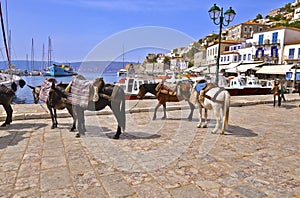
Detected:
left=51, top=81, right=56, bottom=89
left=27, top=85, right=35, bottom=90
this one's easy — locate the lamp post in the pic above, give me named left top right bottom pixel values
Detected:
left=208, top=4, right=236, bottom=85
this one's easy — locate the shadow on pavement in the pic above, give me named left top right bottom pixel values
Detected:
left=225, top=125, right=257, bottom=137
left=2, top=123, right=48, bottom=131
left=0, top=131, right=29, bottom=150
left=107, top=131, right=161, bottom=140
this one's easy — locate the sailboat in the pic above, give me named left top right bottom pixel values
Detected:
left=0, top=0, right=23, bottom=87
left=43, top=36, right=76, bottom=76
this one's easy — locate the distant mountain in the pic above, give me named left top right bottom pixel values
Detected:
left=0, top=60, right=134, bottom=73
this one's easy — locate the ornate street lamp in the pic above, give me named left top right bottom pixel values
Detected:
left=208, top=4, right=236, bottom=85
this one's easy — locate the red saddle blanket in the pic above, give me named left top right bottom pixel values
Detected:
left=39, top=79, right=57, bottom=103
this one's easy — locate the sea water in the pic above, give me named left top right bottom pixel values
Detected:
left=13, top=72, right=118, bottom=104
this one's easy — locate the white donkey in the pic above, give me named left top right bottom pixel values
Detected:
left=190, top=82, right=230, bottom=134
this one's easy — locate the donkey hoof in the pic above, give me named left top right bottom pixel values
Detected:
left=75, top=133, right=81, bottom=138
left=161, top=117, right=166, bottom=120
left=0, top=123, right=9, bottom=128
left=197, top=124, right=201, bottom=128
left=113, top=135, right=120, bottom=139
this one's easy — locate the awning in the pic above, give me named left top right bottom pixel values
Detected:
left=226, top=62, right=264, bottom=73
left=256, top=64, right=294, bottom=75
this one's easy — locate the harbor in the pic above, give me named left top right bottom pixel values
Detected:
left=1, top=0, right=300, bottom=197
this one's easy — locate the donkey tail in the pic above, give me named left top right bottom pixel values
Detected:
left=222, top=91, right=230, bottom=134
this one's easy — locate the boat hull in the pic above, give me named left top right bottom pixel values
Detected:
left=43, top=65, right=76, bottom=77
left=225, top=87, right=271, bottom=96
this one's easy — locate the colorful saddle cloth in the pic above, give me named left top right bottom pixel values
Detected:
left=39, top=79, right=57, bottom=103
left=155, top=82, right=179, bottom=96
left=67, top=77, right=92, bottom=108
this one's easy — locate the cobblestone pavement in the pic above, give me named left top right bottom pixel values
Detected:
left=0, top=100, right=300, bottom=197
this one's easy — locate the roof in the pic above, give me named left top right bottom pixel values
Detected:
left=256, top=64, right=294, bottom=75
left=285, top=40, right=300, bottom=45
left=226, top=62, right=264, bottom=73
left=262, top=26, right=300, bottom=33
left=242, top=21, right=269, bottom=26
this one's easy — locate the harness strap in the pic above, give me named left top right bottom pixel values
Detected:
left=203, top=87, right=225, bottom=104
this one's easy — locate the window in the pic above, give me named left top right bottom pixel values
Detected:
left=259, top=27, right=263, bottom=32
left=248, top=54, right=251, bottom=61
left=243, top=54, right=246, bottom=60
left=272, top=32, right=278, bottom=44
left=289, top=48, right=295, bottom=59
left=249, top=26, right=253, bottom=32
left=227, top=56, right=230, bottom=61
left=221, top=57, right=223, bottom=62
left=258, top=34, right=264, bottom=45
left=234, top=55, right=238, bottom=62
left=298, top=48, right=300, bottom=59
left=244, top=26, right=248, bottom=32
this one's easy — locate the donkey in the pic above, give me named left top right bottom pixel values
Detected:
left=28, top=79, right=77, bottom=131
left=137, top=81, right=195, bottom=120
left=48, top=77, right=126, bottom=139
left=190, top=81, right=230, bottom=134
left=0, top=79, right=26, bottom=127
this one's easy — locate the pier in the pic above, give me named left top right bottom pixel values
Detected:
left=0, top=94, right=300, bottom=197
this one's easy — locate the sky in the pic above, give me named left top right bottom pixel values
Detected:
left=1, top=0, right=293, bottom=63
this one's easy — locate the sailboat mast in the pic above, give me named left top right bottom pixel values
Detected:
left=0, top=1, right=11, bottom=68
left=42, top=43, right=45, bottom=70
left=48, top=36, right=52, bottom=66
left=31, top=38, right=34, bottom=71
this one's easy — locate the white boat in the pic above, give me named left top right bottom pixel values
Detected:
left=0, top=73, right=23, bottom=87
left=115, top=75, right=157, bottom=100
left=225, top=75, right=271, bottom=96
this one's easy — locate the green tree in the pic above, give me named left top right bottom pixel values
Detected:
left=255, top=14, right=263, bottom=21
left=163, top=56, right=170, bottom=64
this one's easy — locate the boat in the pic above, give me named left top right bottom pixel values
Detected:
left=43, top=64, right=76, bottom=77
left=0, top=1, right=23, bottom=88
left=225, top=75, right=272, bottom=96
left=115, top=69, right=157, bottom=100
left=115, top=76, right=157, bottom=100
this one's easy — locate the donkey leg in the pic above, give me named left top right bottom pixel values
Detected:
left=203, top=108, right=208, bottom=128
left=187, top=102, right=194, bottom=121
left=161, top=103, right=167, bottom=120
left=113, top=126, right=122, bottom=139
left=4, top=104, right=13, bottom=124
left=53, top=109, right=58, bottom=128
left=47, top=107, right=56, bottom=129
left=67, top=106, right=76, bottom=132
left=273, top=95, right=276, bottom=107
left=197, top=105, right=203, bottom=128
left=0, top=104, right=12, bottom=127
left=153, top=104, right=161, bottom=120
left=212, top=108, right=221, bottom=133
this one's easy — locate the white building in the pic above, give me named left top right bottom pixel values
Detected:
left=283, top=40, right=300, bottom=64
left=252, top=26, right=300, bottom=64
left=170, top=57, right=188, bottom=71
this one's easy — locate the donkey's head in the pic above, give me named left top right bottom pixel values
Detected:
left=28, top=85, right=41, bottom=104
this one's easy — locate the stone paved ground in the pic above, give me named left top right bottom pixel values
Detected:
left=0, top=100, right=300, bottom=197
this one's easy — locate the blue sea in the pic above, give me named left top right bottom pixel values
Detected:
left=13, top=72, right=118, bottom=104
